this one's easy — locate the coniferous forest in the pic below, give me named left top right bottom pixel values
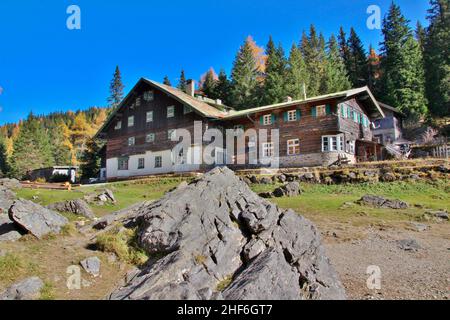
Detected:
left=0, top=1, right=448, bottom=180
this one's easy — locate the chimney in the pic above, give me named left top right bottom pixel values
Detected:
left=216, top=99, right=222, bottom=105
left=285, top=96, right=293, bottom=103
left=186, top=79, right=195, bottom=97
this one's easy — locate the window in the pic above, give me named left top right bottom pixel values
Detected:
left=114, top=121, right=122, bottom=130
left=168, top=129, right=176, bottom=140
left=155, top=156, right=162, bottom=168
left=340, top=104, right=347, bottom=118
left=118, top=158, right=129, bottom=171
left=287, top=110, right=297, bottom=122
left=322, top=135, right=344, bottom=152
left=234, top=125, right=244, bottom=131
left=353, top=111, right=359, bottom=123
left=262, top=114, right=272, bottom=126
left=262, top=142, right=274, bottom=157
left=184, top=105, right=193, bottom=114
left=128, top=137, right=135, bottom=146
left=143, top=91, right=154, bottom=102
left=287, top=139, right=300, bottom=155
left=167, top=106, right=175, bottom=118
left=135, top=97, right=141, bottom=107
left=138, top=158, right=145, bottom=169
left=316, top=105, right=326, bottom=117
left=128, top=116, right=134, bottom=127
left=146, top=111, right=153, bottom=123
left=146, top=133, right=155, bottom=143
left=347, top=140, right=356, bottom=154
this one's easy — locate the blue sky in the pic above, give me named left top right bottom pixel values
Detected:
left=0, top=0, right=429, bottom=125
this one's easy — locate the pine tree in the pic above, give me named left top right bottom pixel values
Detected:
left=347, top=28, right=368, bottom=87
left=415, top=21, right=426, bottom=53
left=0, top=134, right=10, bottom=177
left=230, top=37, right=261, bottom=110
left=177, top=70, right=187, bottom=92
left=80, top=138, right=104, bottom=180
left=262, top=36, right=287, bottom=105
left=285, top=43, right=309, bottom=100
left=214, top=69, right=231, bottom=105
left=321, top=35, right=352, bottom=93
left=163, top=75, right=172, bottom=86
left=338, top=27, right=350, bottom=67
left=107, top=66, right=125, bottom=109
left=200, top=68, right=218, bottom=99
left=424, top=0, right=450, bottom=117
left=10, top=114, right=54, bottom=179
left=380, top=2, right=429, bottom=122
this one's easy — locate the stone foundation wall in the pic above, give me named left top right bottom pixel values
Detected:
left=279, top=152, right=356, bottom=168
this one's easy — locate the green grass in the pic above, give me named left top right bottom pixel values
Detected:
left=0, top=253, right=39, bottom=284
left=39, top=282, right=55, bottom=300
left=251, top=180, right=449, bottom=224
left=16, top=178, right=184, bottom=217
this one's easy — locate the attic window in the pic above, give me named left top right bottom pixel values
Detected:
left=128, top=116, right=134, bottom=127
left=136, top=97, right=141, bottom=107
left=167, top=106, right=175, bottom=118
left=114, top=121, right=122, bottom=130
left=144, top=91, right=154, bottom=102
left=184, top=105, right=193, bottom=114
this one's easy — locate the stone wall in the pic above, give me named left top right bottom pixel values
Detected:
left=279, top=152, right=356, bottom=168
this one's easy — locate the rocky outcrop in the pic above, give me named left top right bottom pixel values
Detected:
left=84, top=189, right=116, bottom=206
left=0, top=178, right=22, bottom=190
left=9, top=199, right=69, bottom=239
left=0, top=277, right=44, bottom=300
left=109, top=167, right=345, bottom=300
left=0, top=186, right=15, bottom=214
left=357, top=195, right=408, bottom=209
left=47, top=199, right=95, bottom=219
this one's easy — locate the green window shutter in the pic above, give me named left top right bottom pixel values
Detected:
left=311, top=106, right=317, bottom=118
left=340, top=105, right=345, bottom=117
left=271, top=114, right=276, bottom=124
left=296, top=109, right=301, bottom=120
left=260, top=116, right=264, bottom=125
left=325, top=104, right=331, bottom=115
left=283, top=112, right=288, bottom=122
left=347, top=107, right=351, bottom=118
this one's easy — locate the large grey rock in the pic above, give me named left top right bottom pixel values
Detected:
left=109, top=167, right=345, bottom=300
left=0, top=215, right=23, bottom=242
left=84, top=189, right=116, bottom=205
left=47, top=199, right=95, bottom=219
left=0, top=186, right=15, bottom=214
left=80, top=256, right=101, bottom=277
left=0, top=277, right=44, bottom=300
left=357, top=195, right=408, bottom=209
left=9, top=199, right=69, bottom=239
left=273, top=182, right=301, bottom=198
left=0, top=178, right=22, bottom=190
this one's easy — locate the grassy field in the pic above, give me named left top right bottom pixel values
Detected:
left=16, top=178, right=184, bottom=217
left=251, top=180, right=449, bottom=225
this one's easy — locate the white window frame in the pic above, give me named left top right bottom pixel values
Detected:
left=263, top=114, right=272, bottom=126
left=143, top=91, right=154, bottom=102
left=118, top=158, right=129, bottom=171
left=287, top=139, right=300, bottom=155
left=128, top=137, right=135, bottom=146
left=135, top=97, right=141, bottom=107
left=347, top=140, right=356, bottom=154
left=168, top=129, right=176, bottom=140
left=155, top=156, right=162, bottom=168
left=114, top=121, right=122, bottom=130
left=167, top=106, right=175, bottom=118
left=262, top=142, right=274, bottom=158
left=146, top=133, right=155, bottom=143
left=316, top=105, right=326, bottom=117
left=128, top=116, right=134, bottom=127
left=138, top=158, right=145, bottom=169
left=287, top=110, right=297, bottom=122
left=146, top=111, right=153, bottom=123
left=322, top=135, right=344, bottom=152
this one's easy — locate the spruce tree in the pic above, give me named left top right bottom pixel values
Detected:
left=262, top=36, right=287, bottom=105
left=415, top=21, right=426, bottom=53
left=230, top=37, right=261, bottom=110
left=50, top=121, right=74, bottom=166
left=285, top=43, right=309, bottom=100
left=214, top=69, right=231, bottom=105
left=80, top=138, right=104, bottom=180
left=424, top=0, right=450, bottom=117
left=347, top=28, right=368, bottom=87
left=380, top=2, right=428, bottom=122
left=300, top=26, right=326, bottom=96
left=338, top=27, right=351, bottom=69
left=163, top=75, right=172, bottom=86
left=177, top=70, right=187, bottom=92
left=0, top=135, right=10, bottom=177
left=107, top=66, right=125, bottom=109
left=321, top=35, right=352, bottom=93
left=201, top=69, right=218, bottom=99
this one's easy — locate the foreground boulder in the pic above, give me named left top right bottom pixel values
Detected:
left=0, top=277, right=44, bottom=300
left=357, top=195, right=408, bottom=209
left=109, top=167, right=345, bottom=300
left=47, top=199, right=95, bottom=219
left=0, top=186, right=15, bottom=214
left=9, top=199, right=69, bottom=239
left=0, top=215, right=23, bottom=242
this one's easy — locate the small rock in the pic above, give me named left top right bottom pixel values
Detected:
left=410, top=222, right=429, bottom=232
left=258, top=192, right=273, bottom=199
left=80, top=256, right=101, bottom=277
left=357, top=195, right=408, bottom=209
left=0, top=277, right=44, bottom=300
left=427, top=210, right=449, bottom=220
left=397, top=239, right=421, bottom=251
left=273, top=182, right=301, bottom=198
left=260, top=177, right=272, bottom=185
left=380, top=172, right=396, bottom=182
left=277, top=174, right=286, bottom=183
left=47, top=199, right=95, bottom=219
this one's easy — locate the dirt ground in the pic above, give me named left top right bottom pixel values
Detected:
left=319, top=220, right=450, bottom=300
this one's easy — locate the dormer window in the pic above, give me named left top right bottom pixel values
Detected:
left=144, top=91, right=154, bottom=102
left=136, top=97, right=141, bottom=107
left=114, top=121, right=122, bottom=130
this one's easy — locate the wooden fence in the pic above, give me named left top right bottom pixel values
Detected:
left=431, top=144, right=450, bottom=158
